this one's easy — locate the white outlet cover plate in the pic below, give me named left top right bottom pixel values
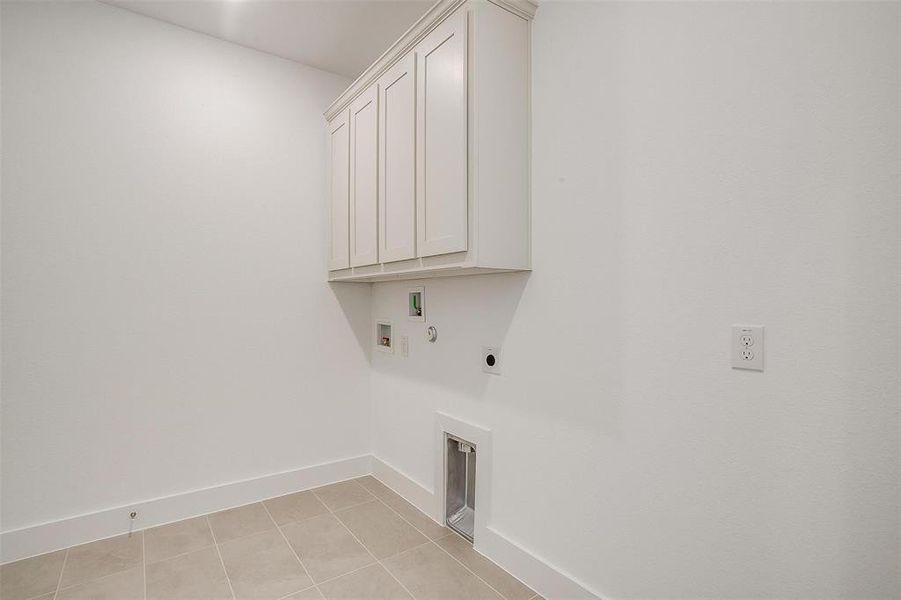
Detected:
left=732, top=325, right=764, bottom=371
left=482, top=346, right=501, bottom=374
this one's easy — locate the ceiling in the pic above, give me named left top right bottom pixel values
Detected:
left=103, top=0, right=434, bottom=79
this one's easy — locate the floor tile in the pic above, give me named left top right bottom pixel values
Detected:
left=218, top=528, right=312, bottom=600
left=56, top=565, right=143, bottom=600
left=378, top=490, right=449, bottom=540
left=0, top=549, right=66, bottom=600
left=335, top=500, right=427, bottom=560
left=286, top=587, right=324, bottom=599
left=60, top=533, right=143, bottom=588
left=313, top=480, right=374, bottom=511
left=437, top=534, right=534, bottom=600
left=383, top=543, right=503, bottom=600
left=264, top=490, right=329, bottom=525
left=144, top=516, right=214, bottom=563
left=355, top=476, right=393, bottom=498
left=207, top=502, right=273, bottom=543
left=281, top=513, right=374, bottom=583
left=318, top=563, right=413, bottom=600
left=10, top=480, right=532, bottom=600
left=145, top=546, right=231, bottom=600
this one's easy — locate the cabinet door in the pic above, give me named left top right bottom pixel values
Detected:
left=378, top=54, right=416, bottom=263
left=349, top=85, right=379, bottom=267
left=416, top=11, right=468, bottom=258
left=328, top=110, right=350, bottom=270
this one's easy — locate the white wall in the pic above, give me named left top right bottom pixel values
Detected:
left=370, top=2, right=900, bottom=598
left=2, top=1, right=899, bottom=596
left=1, top=1, right=371, bottom=535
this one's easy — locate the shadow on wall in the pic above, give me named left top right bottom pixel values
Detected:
left=368, top=272, right=531, bottom=400
left=328, top=281, right=373, bottom=359
left=366, top=262, right=627, bottom=438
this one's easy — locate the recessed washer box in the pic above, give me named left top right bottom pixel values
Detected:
left=408, top=287, right=424, bottom=322
left=376, top=320, right=393, bottom=353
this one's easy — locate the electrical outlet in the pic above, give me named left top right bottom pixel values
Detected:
left=482, top=346, right=501, bottom=374
left=732, top=325, right=764, bottom=371
left=401, top=335, right=410, bottom=357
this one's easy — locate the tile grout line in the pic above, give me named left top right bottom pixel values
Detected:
left=333, top=514, right=421, bottom=600
left=211, top=488, right=379, bottom=600
left=359, top=479, right=452, bottom=543
left=142, top=541, right=218, bottom=567
left=315, top=484, right=420, bottom=600
left=312, top=486, right=379, bottom=514
left=52, top=557, right=148, bottom=598
left=270, top=559, right=377, bottom=600
left=348, top=479, right=515, bottom=599
left=3, top=477, right=369, bottom=568
left=8, top=478, right=372, bottom=589
left=368, top=488, right=518, bottom=600
left=313, top=487, right=381, bottom=563
left=362, top=477, right=537, bottom=600
left=16, top=557, right=68, bottom=600
left=17, top=478, right=536, bottom=600
left=260, top=500, right=317, bottom=593
left=363, top=489, right=448, bottom=542
left=374, top=545, right=428, bottom=600
left=50, top=548, right=69, bottom=600
left=429, top=532, right=524, bottom=600
left=268, top=500, right=426, bottom=600
left=40, top=532, right=150, bottom=600
left=205, top=515, right=237, bottom=600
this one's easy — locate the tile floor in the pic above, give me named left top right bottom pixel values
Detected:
left=1, top=476, right=544, bottom=600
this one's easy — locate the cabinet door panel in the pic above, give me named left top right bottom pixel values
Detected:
left=349, top=86, right=379, bottom=267
left=416, top=11, right=468, bottom=258
left=378, top=54, right=416, bottom=263
left=328, top=111, right=350, bottom=270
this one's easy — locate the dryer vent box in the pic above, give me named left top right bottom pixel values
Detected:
left=445, top=434, right=476, bottom=542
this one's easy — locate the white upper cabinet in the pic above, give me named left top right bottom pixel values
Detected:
left=378, top=53, right=416, bottom=263
left=325, top=0, right=534, bottom=282
left=415, top=11, right=468, bottom=258
left=328, top=110, right=350, bottom=271
left=349, top=86, right=379, bottom=267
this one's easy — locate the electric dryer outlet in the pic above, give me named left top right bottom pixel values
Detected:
left=482, top=346, right=501, bottom=374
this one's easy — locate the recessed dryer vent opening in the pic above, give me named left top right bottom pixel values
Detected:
left=445, top=434, right=476, bottom=542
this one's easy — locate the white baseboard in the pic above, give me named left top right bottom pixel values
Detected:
left=4, top=452, right=602, bottom=600
left=478, top=524, right=601, bottom=600
left=1, top=454, right=371, bottom=564
left=371, top=456, right=438, bottom=519
left=371, top=455, right=601, bottom=600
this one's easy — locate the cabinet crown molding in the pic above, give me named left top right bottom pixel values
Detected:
left=323, top=0, right=536, bottom=123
